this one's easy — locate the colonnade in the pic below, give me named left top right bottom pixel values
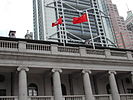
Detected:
left=17, top=67, right=133, bottom=100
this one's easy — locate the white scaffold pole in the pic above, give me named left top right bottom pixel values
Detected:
left=86, top=10, right=95, bottom=49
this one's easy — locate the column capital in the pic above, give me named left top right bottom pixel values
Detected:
left=17, top=67, right=29, bottom=72
left=82, top=69, right=92, bottom=74
left=52, top=68, right=62, bottom=73
left=108, top=71, right=116, bottom=75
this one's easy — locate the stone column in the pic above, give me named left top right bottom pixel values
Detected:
left=82, top=70, right=95, bottom=100
left=17, top=67, right=29, bottom=100
left=108, top=71, right=120, bottom=100
left=52, top=69, right=63, bottom=100
left=131, top=72, right=133, bottom=85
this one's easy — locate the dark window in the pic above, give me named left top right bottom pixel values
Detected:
left=127, top=88, right=133, bottom=93
left=28, top=83, right=38, bottom=96
left=0, top=75, right=5, bottom=82
left=106, top=84, right=111, bottom=94
left=0, top=89, right=6, bottom=96
left=61, top=84, right=67, bottom=95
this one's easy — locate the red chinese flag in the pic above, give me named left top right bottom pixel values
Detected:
left=72, top=13, right=88, bottom=24
left=52, top=17, right=63, bottom=27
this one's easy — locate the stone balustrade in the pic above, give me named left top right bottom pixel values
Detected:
left=94, top=94, right=112, bottom=100
left=0, top=40, right=133, bottom=60
left=28, top=96, right=54, bottom=100
left=120, top=94, right=133, bottom=100
left=0, top=94, right=133, bottom=100
left=0, top=96, right=18, bottom=100
left=63, top=95, right=85, bottom=100
left=26, top=43, right=51, bottom=51
left=58, top=46, right=80, bottom=53
left=0, top=40, right=18, bottom=49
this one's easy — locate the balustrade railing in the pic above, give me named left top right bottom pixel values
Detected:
left=0, top=96, right=18, bottom=100
left=94, top=94, right=112, bottom=100
left=86, top=49, right=105, bottom=55
left=1, top=94, right=133, bottom=100
left=110, top=51, right=127, bottom=57
left=0, top=40, right=18, bottom=49
left=120, top=94, right=133, bottom=100
left=63, top=95, right=85, bottom=100
left=58, top=46, right=80, bottom=53
left=29, top=96, right=54, bottom=100
left=26, top=43, right=51, bottom=51
left=0, top=40, right=132, bottom=60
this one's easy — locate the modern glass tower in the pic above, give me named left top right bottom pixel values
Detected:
left=33, top=0, right=115, bottom=47
left=33, top=0, right=45, bottom=40
left=98, top=0, right=116, bottom=46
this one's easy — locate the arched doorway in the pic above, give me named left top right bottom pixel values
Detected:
left=61, top=84, right=67, bottom=95
left=28, top=83, right=38, bottom=96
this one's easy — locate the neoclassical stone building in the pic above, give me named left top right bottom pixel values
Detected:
left=0, top=37, right=133, bottom=100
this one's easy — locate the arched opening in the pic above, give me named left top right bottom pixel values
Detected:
left=61, top=84, right=67, bottom=95
left=28, top=83, right=38, bottom=96
left=106, top=84, right=111, bottom=94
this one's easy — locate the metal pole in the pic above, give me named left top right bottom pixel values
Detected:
left=86, top=10, right=95, bottom=49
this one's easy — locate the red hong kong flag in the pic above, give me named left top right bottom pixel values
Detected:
left=72, top=13, right=88, bottom=24
left=52, top=17, right=63, bottom=27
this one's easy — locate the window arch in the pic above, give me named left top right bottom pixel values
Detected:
left=28, top=83, right=38, bottom=96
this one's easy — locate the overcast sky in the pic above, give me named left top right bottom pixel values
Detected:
left=0, top=0, right=33, bottom=38
left=0, top=0, right=133, bottom=38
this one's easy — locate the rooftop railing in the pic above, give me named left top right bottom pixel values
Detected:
left=110, top=50, right=127, bottom=57
left=58, top=46, right=80, bottom=53
left=0, top=40, right=132, bottom=60
left=26, top=43, right=51, bottom=51
left=0, top=40, right=18, bottom=49
left=86, top=49, right=105, bottom=55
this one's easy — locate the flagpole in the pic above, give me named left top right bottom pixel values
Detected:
left=86, top=10, right=95, bottom=49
